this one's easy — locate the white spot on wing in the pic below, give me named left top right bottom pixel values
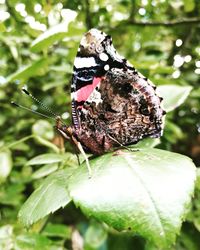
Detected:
left=87, top=85, right=102, bottom=105
left=74, top=57, right=96, bottom=69
left=104, top=64, right=110, bottom=71
left=100, top=52, right=109, bottom=61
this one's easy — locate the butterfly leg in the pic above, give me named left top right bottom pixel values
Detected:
left=106, top=133, right=138, bottom=152
left=57, top=126, right=92, bottom=177
left=71, top=136, right=92, bottom=178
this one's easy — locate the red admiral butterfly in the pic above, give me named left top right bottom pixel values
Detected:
left=58, top=29, right=165, bottom=159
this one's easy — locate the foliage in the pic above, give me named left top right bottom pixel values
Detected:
left=0, top=0, right=200, bottom=249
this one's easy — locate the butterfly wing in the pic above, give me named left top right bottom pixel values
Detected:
left=71, top=29, right=165, bottom=154
left=71, top=29, right=125, bottom=128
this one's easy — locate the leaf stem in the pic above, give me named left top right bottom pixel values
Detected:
left=0, top=135, right=60, bottom=153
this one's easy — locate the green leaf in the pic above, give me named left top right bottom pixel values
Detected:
left=0, top=150, right=13, bottom=183
left=0, top=22, right=6, bottom=32
left=42, top=223, right=72, bottom=238
left=32, top=120, right=59, bottom=153
left=5, top=58, right=49, bottom=84
left=195, top=168, right=200, bottom=190
left=132, top=138, right=160, bottom=148
left=184, top=0, right=195, bottom=12
left=18, top=169, right=73, bottom=227
left=0, top=183, right=25, bottom=206
left=33, top=135, right=60, bottom=153
left=28, top=152, right=76, bottom=166
left=31, top=22, right=70, bottom=53
left=68, top=148, right=196, bottom=248
left=28, top=154, right=65, bottom=165
left=15, top=233, right=53, bottom=250
left=30, top=19, right=83, bottom=53
left=85, top=222, right=107, bottom=248
left=32, top=120, right=54, bottom=141
left=32, top=163, right=58, bottom=179
left=0, top=225, right=13, bottom=249
left=157, top=85, right=192, bottom=112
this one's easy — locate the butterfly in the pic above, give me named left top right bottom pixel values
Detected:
left=57, top=29, right=165, bottom=173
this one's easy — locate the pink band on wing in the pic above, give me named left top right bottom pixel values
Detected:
left=76, top=77, right=101, bottom=102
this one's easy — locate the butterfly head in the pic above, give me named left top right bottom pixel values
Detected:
left=79, top=28, right=124, bottom=64
left=79, top=28, right=107, bottom=55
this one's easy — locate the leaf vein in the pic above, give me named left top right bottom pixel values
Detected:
left=124, top=155, right=165, bottom=237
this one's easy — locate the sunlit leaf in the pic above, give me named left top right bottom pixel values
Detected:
left=32, top=120, right=54, bottom=141
left=5, top=58, right=49, bottom=84
left=33, top=136, right=60, bottom=153
left=28, top=154, right=65, bottom=165
left=32, top=120, right=60, bottom=153
left=15, top=233, right=53, bottom=249
left=132, top=138, right=160, bottom=148
left=157, top=85, right=192, bottom=112
left=32, top=163, right=58, bottom=179
left=68, top=148, right=196, bottom=248
left=0, top=225, right=13, bottom=249
left=42, top=223, right=72, bottom=238
left=184, top=0, right=195, bottom=12
left=85, top=222, right=107, bottom=248
left=31, top=23, right=68, bottom=53
left=0, top=183, right=25, bottom=206
left=0, top=150, right=12, bottom=183
left=18, top=169, right=73, bottom=227
left=31, top=13, right=78, bottom=53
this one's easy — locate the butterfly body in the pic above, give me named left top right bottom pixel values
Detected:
left=67, top=29, right=165, bottom=155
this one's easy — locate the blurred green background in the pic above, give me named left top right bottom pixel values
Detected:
left=0, top=0, right=200, bottom=249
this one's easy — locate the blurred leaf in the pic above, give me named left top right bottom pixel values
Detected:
left=5, top=58, right=49, bottom=84
left=15, top=233, right=54, bottom=250
left=184, top=0, right=195, bottom=12
left=69, top=148, right=196, bottom=248
left=150, top=65, right=174, bottom=74
left=34, top=135, right=60, bottom=153
left=0, top=225, right=13, bottom=250
left=32, top=120, right=60, bottom=153
left=0, top=150, right=12, bottom=183
left=32, top=120, right=54, bottom=141
left=176, top=223, right=200, bottom=250
left=32, top=163, right=58, bottom=179
left=18, top=169, right=74, bottom=227
left=157, top=85, right=192, bottom=112
left=0, top=183, right=25, bottom=206
left=195, top=168, right=200, bottom=190
left=85, top=222, right=107, bottom=249
left=164, top=120, right=184, bottom=143
left=0, top=22, right=6, bottom=32
left=0, top=225, right=13, bottom=238
left=42, top=223, right=72, bottom=238
left=28, top=153, right=65, bottom=165
left=31, top=24, right=68, bottom=52
left=132, top=138, right=160, bottom=148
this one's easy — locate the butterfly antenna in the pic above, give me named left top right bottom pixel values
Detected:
left=11, top=101, right=55, bottom=121
left=21, top=87, right=60, bottom=119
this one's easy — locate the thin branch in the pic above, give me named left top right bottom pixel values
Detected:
left=123, top=17, right=200, bottom=27
left=129, top=0, right=137, bottom=22
left=84, top=0, right=92, bottom=30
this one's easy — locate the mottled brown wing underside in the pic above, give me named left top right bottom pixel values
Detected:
left=75, top=68, right=164, bottom=154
